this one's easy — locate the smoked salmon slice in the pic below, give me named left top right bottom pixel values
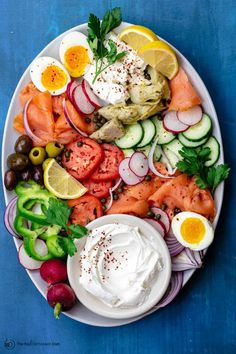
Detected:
left=169, top=68, right=202, bottom=111
left=106, top=195, right=149, bottom=217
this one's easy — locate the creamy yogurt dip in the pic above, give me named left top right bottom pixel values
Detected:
left=79, top=223, right=163, bottom=308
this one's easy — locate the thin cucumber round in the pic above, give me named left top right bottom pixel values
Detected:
left=202, top=136, right=220, bottom=167
left=182, top=113, right=212, bottom=141
left=178, top=133, right=209, bottom=147
left=136, top=119, right=156, bottom=148
left=163, top=139, right=184, bottom=160
left=151, top=116, right=175, bottom=145
left=122, top=148, right=135, bottom=158
left=162, top=148, right=180, bottom=168
left=136, top=144, right=161, bottom=161
left=115, top=123, right=143, bottom=149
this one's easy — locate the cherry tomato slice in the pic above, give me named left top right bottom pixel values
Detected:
left=68, top=195, right=103, bottom=226
left=83, top=179, right=113, bottom=198
left=91, top=144, right=124, bottom=182
left=62, top=137, right=103, bottom=180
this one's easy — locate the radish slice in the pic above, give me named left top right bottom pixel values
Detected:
left=150, top=207, right=171, bottom=234
left=129, top=152, right=149, bottom=177
left=18, top=240, right=48, bottom=270
left=163, top=111, right=189, bottom=133
left=67, top=81, right=79, bottom=102
left=177, top=106, right=202, bottom=126
left=82, top=80, right=102, bottom=109
left=143, top=218, right=166, bottom=238
left=63, top=99, right=88, bottom=137
left=119, top=158, right=144, bottom=185
left=72, top=84, right=95, bottom=115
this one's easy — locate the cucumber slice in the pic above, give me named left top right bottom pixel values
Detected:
left=136, top=145, right=151, bottom=156
left=115, top=123, right=143, bottom=149
left=136, top=119, right=156, bottom=148
left=178, top=133, right=209, bottom=147
left=151, top=115, right=175, bottom=145
left=163, top=139, right=184, bottom=160
left=137, top=144, right=162, bottom=161
left=122, top=148, right=135, bottom=158
left=163, top=149, right=180, bottom=168
left=182, top=113, right=212, bottom=141
left=202, top=136, right=220, bottom=167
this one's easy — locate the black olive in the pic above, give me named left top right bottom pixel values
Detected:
left=21, top=168, right=32, bottom=182
left=32, top=166, right=44, bottom=185
left=7, top=153, right=29, bottom=172
left=14, top=135, right=33, bottom=154
left=4, top=170, right=17, bottom=191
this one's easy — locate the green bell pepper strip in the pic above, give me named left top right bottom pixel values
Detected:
left=14, top=215, right=55, bottom=261
left=31, top=222, right=62, bottom=241
left=46, top=235, right=66, bottom=258
left=15, top=180, right=42, bottom=196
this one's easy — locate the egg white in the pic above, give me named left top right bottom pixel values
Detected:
left=59, top=31, right=93, bottom=75
left=171, top=211, right=214, bottom=251
left=30, top=56, right=71, bottom=95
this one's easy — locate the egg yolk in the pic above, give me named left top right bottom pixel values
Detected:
left=41, top=65, right=67, bottom=91
left=180, top=218, right=205, bottom=244
left=64, top=46, right=90, bottom=77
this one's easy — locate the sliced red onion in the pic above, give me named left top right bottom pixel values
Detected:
left=172, top=248, right=202, bottom=271
left=129, top=152, right=149, bottom=177
left=165, top=231, right=185, bottom=257
left=119, top=158, right=144, bottom=185
left=106, top=178, right=122, bottom=211
left=143, top=218, right=166, bottom=238
left=177, top=106, right=202, bottom=126
left=4, top=197, right=22, bottom=239
left=163, top=111, right=189, bottom=133
left=67, top=81, right=79, bottom=102
left=148, top=137, right=174, bottom=179
left=23, top=99, right=45, bottom=145
left=151, top=207, right=170, bottom=234
left=111, top=178, right=122, bottom=192
left=82, top=80, right=102, bottom=109
left=63, top=99, right=88, bottom=137
left=156, top=271, right=183, bottom=309
left=72, top=84, right=95, bottom=115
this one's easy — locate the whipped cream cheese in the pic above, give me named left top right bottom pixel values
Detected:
left=84, top=34, right=147, bottom=105
left=79, top=223, right=163, bottom=308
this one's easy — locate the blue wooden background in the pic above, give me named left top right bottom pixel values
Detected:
left=0, top=0, right=235, bottom=353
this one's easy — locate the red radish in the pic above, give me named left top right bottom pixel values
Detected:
left=129, top=152, right=149, bottom=177
left=177, top=105, right=202, bottom=126
left=47, top=283, right=76, bottom=319
left=119, top=158, right=145, bottom=185
left=40, top=259, right=68, bottom=285
left=163, top=111, right=189, bottom=133
left=67, top=81, right=79, bottom=102
left=143, top=218, right=166, bottom=237
left=18, top=240, right=48, bottom=270
left=82, top=80, right=102, bottom=108
left=72, top=84, right=95, bottom=115
left=150, top=207, right=171, bottom=234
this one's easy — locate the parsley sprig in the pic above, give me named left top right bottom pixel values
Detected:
left=44, top=198, right=87, bottom=256
left=176, top=147, right=230, bottom=194
left=87, top=7, right=127, bottom=83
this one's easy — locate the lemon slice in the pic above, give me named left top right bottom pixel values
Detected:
left=118, top=25, right=158, bottom=52
left=44, top=159, right=87, bottom=199
left=138, top=40, right=179, bottom=79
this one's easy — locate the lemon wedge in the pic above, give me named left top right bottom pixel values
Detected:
left=138, top=40, right=179, bottom=79
left=118, top=25, right=158, bottom=51
left=44, top=159, right=87, bottom=199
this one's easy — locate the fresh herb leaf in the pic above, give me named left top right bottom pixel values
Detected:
left=176, top=146, right=230, bottom=194
left=69, top=224, right=88, bottom=239
left=44, top=198, right=71, bottom=230
left=58, top=237, right=77, bottom=257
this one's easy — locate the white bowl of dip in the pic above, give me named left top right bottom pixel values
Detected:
left=67, top=214, right=171, bottom=319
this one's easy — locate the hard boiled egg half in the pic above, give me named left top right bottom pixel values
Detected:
left=59, top=31, right=93, bottom=78
left=171, top=212, right=214, bottom=251
left=30, top=56, right=71, bottom=95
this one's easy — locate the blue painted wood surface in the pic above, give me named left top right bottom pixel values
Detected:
left=0, top=0, right=235, bottom=353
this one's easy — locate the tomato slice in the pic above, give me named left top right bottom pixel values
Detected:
left=91, top=143, right=124, bottom=182
left=83, top=179, right=113, bottom=198
left=68, top=195, right=103, bottom=226
left=62, top=137, right=103, bottom=180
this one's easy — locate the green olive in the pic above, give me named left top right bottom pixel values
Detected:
left=45, top=142, right=64, bottom=158
left=29, top=147, right=46, bottom=165
left=43, top=158, right=53, bottom=170
left=7, top=153, right=29, bottom=171
left=14, top=135, right=33, bottom=154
